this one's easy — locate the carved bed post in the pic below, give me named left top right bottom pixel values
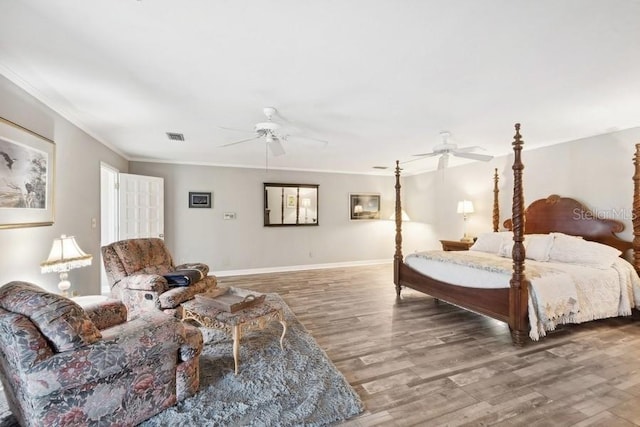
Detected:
left=493, top=168, right=500, bottom=232
left=394, top=160, right=403, bottom=296
left=509, top=124, right=529, bottom=346
left=633, top=144, right=640, bottom=272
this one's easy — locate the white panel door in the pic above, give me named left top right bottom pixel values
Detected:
left=118, top=173, right=164, bottom=240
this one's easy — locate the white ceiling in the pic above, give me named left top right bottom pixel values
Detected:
left=1, top=1, right=639, bottom=175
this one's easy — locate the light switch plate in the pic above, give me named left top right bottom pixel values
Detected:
left=223, top=212, right=236, bottom=220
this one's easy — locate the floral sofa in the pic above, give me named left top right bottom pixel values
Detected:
left=0, top=281, right=203, bottom=426
left=101, top=238, right=218, bottom=319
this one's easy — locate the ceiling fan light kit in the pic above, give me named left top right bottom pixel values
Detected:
left=255, top=121, right=280, bottom=133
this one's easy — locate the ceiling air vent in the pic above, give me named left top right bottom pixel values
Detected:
left=166, top=132, right=185, bottom=141
left=372, top=166, right=388, bottom=170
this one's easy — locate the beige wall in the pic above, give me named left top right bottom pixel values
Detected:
left=129, top=162, right=399, bottom=273
left=0, top=75, right=128, bottom=295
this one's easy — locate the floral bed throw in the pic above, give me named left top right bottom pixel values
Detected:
left=102, top=238, right=217, bottom=319
left=0, top=281, right=203, bottom=427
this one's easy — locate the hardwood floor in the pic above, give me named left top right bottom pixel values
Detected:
left=219, top=263, right=640, bottom=426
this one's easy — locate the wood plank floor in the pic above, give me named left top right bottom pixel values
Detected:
left=219, top=263, right=640, bottom=426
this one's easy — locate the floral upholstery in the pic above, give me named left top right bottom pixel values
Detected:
left=0, top=282, right=102, bottom=352
left=0, top=281, right=203, bottom=427
left=101, top=238, right=217, bottom=319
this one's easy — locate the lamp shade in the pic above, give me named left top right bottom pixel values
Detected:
left=41, top=235, right=92, bottom=273
left=456, top=200, right=474, bottom=215
left=389, top=209, right=411, bottom=221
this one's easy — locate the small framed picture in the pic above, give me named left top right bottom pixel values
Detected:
left=286, top=194, right=296, bottom=209
left=189, top=192, right=212, bottom=208
left=350, top=193, right=380, bottom=220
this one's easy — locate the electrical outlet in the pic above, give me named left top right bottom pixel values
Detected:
left=223, top=212, right=236, bottom=220
left=91, top=218, right=97, bottom=229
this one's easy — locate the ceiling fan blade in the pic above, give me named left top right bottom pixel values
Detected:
left=453, top=152, right=494, bottom=161
left=217, top=126, right=254, bottom=133
left=438, top=154, right=449, bottom=170
left=455, top=145, right=485, bottom=153
left=400, top=156, right=427, bottom=165
left=219, top=135, right=260, bottom=147
left=412, top=152, right=439, bottom=158
left=294, top=134, right=329, bottom=144
left=284, top=134, right=329, bottom=148
left=268, top=139, right=286, bottom=156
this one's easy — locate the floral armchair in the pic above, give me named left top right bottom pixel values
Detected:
left=101, top=238, right=218, bottom=319
left=0, top=281, right=203, bottom=427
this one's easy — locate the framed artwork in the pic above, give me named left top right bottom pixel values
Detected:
left=349, top=193, right=380, bottom=220
left=0, top=117, right=55, bottom=229
left=189, top=191, right=212, bottom=208
left=286, top=194, right=296, bottom=209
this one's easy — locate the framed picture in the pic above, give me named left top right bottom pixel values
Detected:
left=286, top=194, right=296, bottom=209
left=189, top=191, right=212, bottom=208
left=350, top=193, right=380, bottom=220
left=0, top=117, right=55, bottom=229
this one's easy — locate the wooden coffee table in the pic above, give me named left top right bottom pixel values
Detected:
left=181, top=290, right=287, bottom=374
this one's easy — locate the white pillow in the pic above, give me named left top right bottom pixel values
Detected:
left=548, top=232, right=621, bottom=269
left=525, top=234, right=554, bottom=262
left=497, top=236, right=529, bottom=258
left=470, top=232, right=512, bottom=254
left=496, top=233, right=553, bottom=261
left=497, top=239, right=516, bottom=257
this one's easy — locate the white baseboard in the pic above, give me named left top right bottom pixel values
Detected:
left=214, top=259, right=391, bottom=277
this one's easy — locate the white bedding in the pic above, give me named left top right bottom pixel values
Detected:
left=404, top=250, right=640, bottom=340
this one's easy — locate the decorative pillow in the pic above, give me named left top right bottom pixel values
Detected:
left=469, top=232, right=512, bottom=254
left=0, top=281, right=101, bottom=352
left=497, top=239, right=515, bottom=258
left=497, top=238, right=529, bottom=258
left=548, top=232, right=621, bottom=269
left=525, top=234, right=554, bottom=262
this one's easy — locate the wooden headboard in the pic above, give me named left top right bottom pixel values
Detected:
left=504, top=194, right=632, bottom=253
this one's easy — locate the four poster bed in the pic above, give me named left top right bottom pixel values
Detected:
left=393, top=124, right=640, bottom=346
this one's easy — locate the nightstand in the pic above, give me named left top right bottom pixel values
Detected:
left=440, top=240, right=474, bottom=251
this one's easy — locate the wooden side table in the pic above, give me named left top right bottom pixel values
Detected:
left=181, top=291, right=287, bottom=374
left=440, top=239, right=474, bottom=251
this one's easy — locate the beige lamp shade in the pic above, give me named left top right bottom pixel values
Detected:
left=41, top=235, right=92, bottom=273
left=456, top=200, right=474, bottom=214
left=40, top=235, right=92, bottom=296
left=389, top=209, right=411, bottom=221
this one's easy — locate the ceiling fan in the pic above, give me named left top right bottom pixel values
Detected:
left=409, top=131, right=493, bottom=169
left=218, top=107, right=327, bottom=157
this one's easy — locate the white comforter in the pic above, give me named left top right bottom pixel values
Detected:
left=405, top=251, right=640, bottom=340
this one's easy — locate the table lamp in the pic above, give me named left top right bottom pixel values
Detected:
left=40, top=235, right=92, bottom=297
left=457, top=200, right=474, bottom=242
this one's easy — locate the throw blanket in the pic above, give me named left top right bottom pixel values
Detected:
left=409, top=251, right=640, bottom=340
